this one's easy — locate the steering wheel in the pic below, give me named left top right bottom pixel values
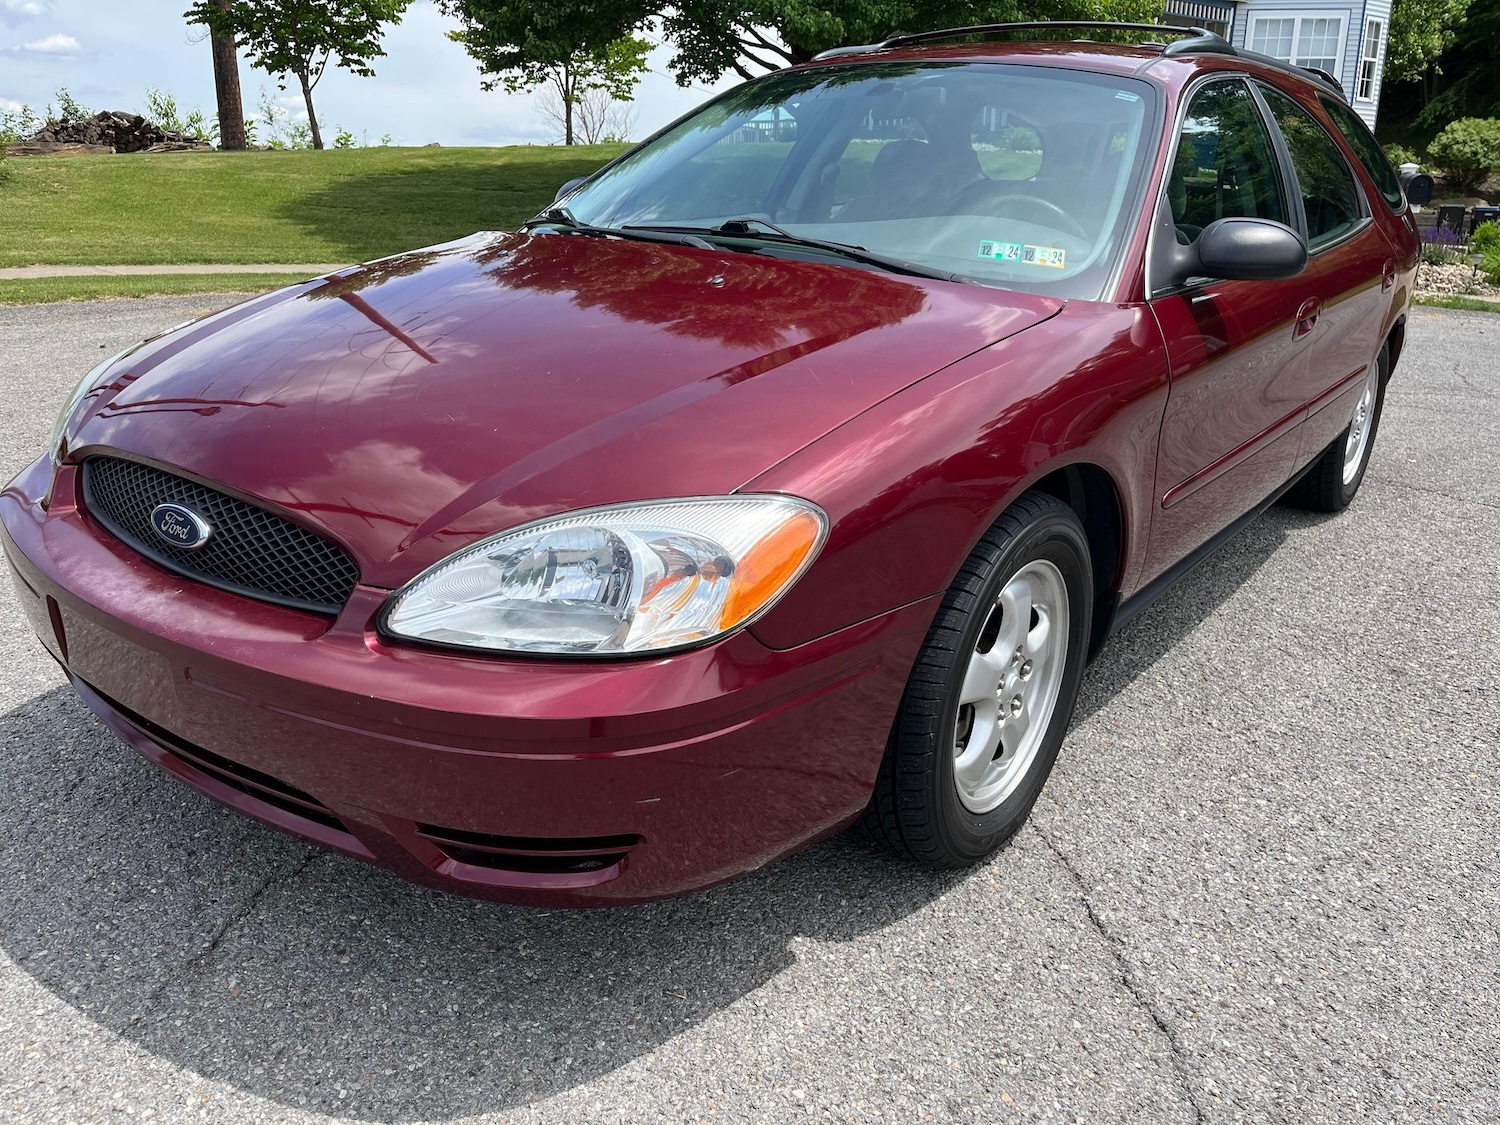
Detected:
left=987, top=195, right=1088, bottom=241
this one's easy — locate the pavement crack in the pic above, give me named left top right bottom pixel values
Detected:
left=130, top=848, right=319, bottom=1024
left=1376, top=478, right=1500, bottom=512
left=1032, top=818, right=1208, bottom=1124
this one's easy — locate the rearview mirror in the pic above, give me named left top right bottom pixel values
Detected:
left=554, top=176, right=588, bottom=203
left=1162, top=217, right=1308, bottom=288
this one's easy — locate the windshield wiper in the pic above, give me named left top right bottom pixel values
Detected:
left=526, top=207, right=714, bottom=249
left=624, top=218, right=965, bottom=283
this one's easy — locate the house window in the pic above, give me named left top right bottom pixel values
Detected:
left=1248, top=13, right=1347, bottom=79
left=1358, top=20, right=1383, bottom=101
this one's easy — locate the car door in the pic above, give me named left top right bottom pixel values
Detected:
left=1144, top=76, right=1316, bottom=579
left=1254, top=81, right=1391, bottom=462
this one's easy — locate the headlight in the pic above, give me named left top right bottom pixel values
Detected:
left=48, top=343, right=140, bottom=466
left=381, top=496, right=827, bottom=656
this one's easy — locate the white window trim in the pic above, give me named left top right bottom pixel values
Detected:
left=1247, top=11, right=1350, bottom=82
left=1357, top=19, right=1384, bottom=102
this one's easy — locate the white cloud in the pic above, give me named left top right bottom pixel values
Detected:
left=21, top=32, right=78, bottom=53
left=1, top=1, right=47, bottom=28
left=0, top=95, right=24, bottom=113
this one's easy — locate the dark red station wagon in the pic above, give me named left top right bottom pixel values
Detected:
left=2, top=24, right=1419, bottom=905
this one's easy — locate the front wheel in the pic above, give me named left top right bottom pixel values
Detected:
left=862, top=491, right=1093, bottom=868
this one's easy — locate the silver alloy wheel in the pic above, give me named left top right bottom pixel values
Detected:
left=952, top=558, right=1070, bottom=814
left=1342, top=367, right=1380, bottom=486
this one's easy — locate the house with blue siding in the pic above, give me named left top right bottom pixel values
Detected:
left=1163, top=0, right=1391, bottom=126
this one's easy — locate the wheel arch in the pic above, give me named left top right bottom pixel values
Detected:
left=1026, top=461, right=1126, bottom=662
left=1384, top=314, right=1406, bottom=381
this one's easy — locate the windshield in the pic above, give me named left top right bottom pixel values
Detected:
left=561, top=62, right=1159, bottom=300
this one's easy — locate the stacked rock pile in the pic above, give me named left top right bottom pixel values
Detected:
left=20, top=111, right=213, bottom=154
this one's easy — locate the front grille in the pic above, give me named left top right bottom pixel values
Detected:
left=416, top=824, right=641, bottom=875
left=81, top=456, right=359, bottom=614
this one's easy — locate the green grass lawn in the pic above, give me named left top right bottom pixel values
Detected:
left=0, top=145, right=628, bottom=268
left=0, top=274, right=298, bottom=305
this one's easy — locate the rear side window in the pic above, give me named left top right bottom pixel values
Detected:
left=1319, top=95, right=1404, bottom=209
left=1168, top=79, right=1288, bottom=245
left=1257, top=84, right=1365, bottom=248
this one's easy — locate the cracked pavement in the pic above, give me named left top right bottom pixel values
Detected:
left=0, top=298, right=1495, bottom=1122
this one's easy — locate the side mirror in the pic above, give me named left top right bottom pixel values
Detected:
left=1163, top=217, right=1308, bottom=288
left=1399, top=169, right=1434, bottom=206
left=554, top=176, right=588, bottom=203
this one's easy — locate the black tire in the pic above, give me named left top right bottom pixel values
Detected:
left=1283, top=346, right=1389, bottom=512
left=861, top=491, right=1093, bottom=868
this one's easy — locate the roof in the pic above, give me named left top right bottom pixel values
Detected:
left=805, top=22, right=1346, bottom=99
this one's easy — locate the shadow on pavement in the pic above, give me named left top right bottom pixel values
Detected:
left=0, top=505, right=1316, bottom=1121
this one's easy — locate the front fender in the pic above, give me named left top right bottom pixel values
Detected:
left=745, top=302, right=1170, bottom=650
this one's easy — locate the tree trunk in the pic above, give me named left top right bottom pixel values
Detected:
left=298, top=71, right=324, bottom=150
left=209, top=0, right=245, bottom=150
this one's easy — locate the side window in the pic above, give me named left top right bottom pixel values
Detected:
left=1258, top=84, right=1365, bottom=248
left=1320, top=94, right=1403, bottom=210
left=1169, top=80, right=1288, bottom=244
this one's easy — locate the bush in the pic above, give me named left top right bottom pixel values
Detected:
left=1383, top=143, right=1421, bottom=168
left=1472, top=220, right=1500, bottom=253
left=1483, top=247, right=1500, bottom=287
left=1421, top=225, right=1465, bottom=264
left=1427, top=118, right=1500, bottom=193
left=144, top=88, right=214, bottom=144
left=0, top=102, right=41, bottom=145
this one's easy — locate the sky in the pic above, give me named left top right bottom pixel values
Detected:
left=0, top=1, right=741, bottom=146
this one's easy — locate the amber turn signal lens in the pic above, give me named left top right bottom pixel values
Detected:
left=720, top=509, right=823, bottom=630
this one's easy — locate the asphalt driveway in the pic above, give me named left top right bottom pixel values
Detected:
left=0, top=298, right=1494, bottom=1123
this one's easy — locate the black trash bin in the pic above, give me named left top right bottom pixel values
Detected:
left=1472, top=206, right=1500, bottom=236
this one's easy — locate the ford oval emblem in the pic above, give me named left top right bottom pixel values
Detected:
left=149, top=503, right=213, bottom=550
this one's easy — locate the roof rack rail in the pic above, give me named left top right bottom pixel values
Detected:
left=809, top=20, right=1348, bottom=100
left=878, top=21, right=1224, bottom=52
left=811, top=21, right=1227, bottom=60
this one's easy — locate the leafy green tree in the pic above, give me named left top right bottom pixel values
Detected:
left=1386, top=0, right=1471, bottom=85
left=439, top=1, right=1162, bottom=88
left=185, top=0, right=415, bottom=149
left=451, top=32, right=649, bottom=145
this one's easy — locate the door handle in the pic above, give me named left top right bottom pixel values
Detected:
left=1382, top=259, right=1397, bottom=292
left=1294, top=298, right=1321, bottom=338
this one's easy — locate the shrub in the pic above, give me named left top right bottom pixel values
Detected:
left=1472, top=220, right=1500, bottom=254
left=1421, top=225, right=1464, bottom=264
left=1383, top=143, right=1420, bottom=168
left=1483, top=247, right=1500, bottom=287
left=0, top=102, right=42, bottom=144
left=1427, top=118, right=1500, bottom=193
left=50, top=87, right=91, bottom=123
left=144, top=87, right=215, bottom=143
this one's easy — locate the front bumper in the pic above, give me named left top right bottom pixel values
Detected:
left=2, top=457, right=935, bottom=906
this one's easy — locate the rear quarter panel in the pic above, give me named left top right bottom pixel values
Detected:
left=746, top=302, right=1170, bottom=649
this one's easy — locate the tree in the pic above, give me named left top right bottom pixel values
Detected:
left=208, top=0, right=247, bottom=150
left=574, top=84, right=637, bottom=144
left=439, top=1, right=1161, bottom=89
left=459, top=34, right=648, bottom=145
left=1385, top=0, right=1471, bottom=86
left=185, top=0, right=415, bottom=150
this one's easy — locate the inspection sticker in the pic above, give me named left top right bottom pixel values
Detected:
left=1022, top=244, right=1067, bottom=269
left=977, top=240, right=1024, bottom=262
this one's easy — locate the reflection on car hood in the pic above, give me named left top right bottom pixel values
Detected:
left=69, top=231, right=1063, bottom=586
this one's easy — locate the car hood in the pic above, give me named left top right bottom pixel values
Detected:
left=69, top=231, right=1062, bottom=587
